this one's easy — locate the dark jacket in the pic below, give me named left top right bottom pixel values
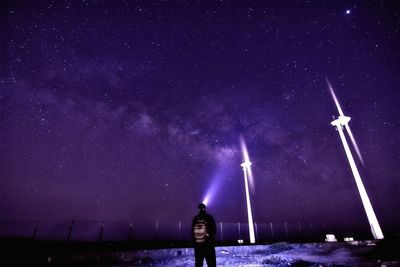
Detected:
left=192, top=212, right=216, bottom=245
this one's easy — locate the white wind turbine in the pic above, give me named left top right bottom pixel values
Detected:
left=240, top=136, right=256, bottom=244
left=328, top=80, right=384, bottom=239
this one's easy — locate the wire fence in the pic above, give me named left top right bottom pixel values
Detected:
left=0, top=219, right=397, bottom=244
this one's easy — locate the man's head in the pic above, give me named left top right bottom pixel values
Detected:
left=198, top=203, right=206, bottom=213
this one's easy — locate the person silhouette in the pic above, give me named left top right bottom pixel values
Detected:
left=192, top=203, right=216, bottom=267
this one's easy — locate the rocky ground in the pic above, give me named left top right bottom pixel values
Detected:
left=3, top=238, right=400, bottom=266
left=75, top=241, right=399, bottom=266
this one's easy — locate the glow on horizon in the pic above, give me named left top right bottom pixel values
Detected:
left=331, top=117, right=384, bottom=239
left=326, top=78, right=365, bottom=165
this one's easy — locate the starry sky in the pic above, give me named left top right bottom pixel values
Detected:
left=1, top=1, right=399, bottom=232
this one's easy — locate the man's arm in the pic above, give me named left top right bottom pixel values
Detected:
left=208, top=215, right=217, bottom=238
left=191, top=216, right=196, bottom=242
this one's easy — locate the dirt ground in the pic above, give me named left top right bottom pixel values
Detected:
left=101, top=241, right=400, bottom=266
left=3, top=238, right=400, bottom=266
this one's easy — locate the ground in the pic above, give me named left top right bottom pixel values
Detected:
left=3, top=238, right=400, bottom=266
left=92, top=241, right=399, bottom=266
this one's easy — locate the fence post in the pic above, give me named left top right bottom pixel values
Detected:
left=270, top=222, right=274, bottom=239
left=155, top=219, right=159, bottom=239
left=32, top=220, right=40, bottom=240
left=178, top=221, right=182, bottom=241
left=128, top=221, right=133, bottom=241
left=254, top=222, right=258, bottom=243
left=284, top=222, right=289, bottom=238
left=220, top=222, right=223, bottom=245
left=237, top=222, right=241, bottom=241
left=67, top=220, right=74, bottom=242
left=99, top=221, right=104, bottom=242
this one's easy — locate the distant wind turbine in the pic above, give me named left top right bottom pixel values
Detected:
left=240, top=136, right=256, bottom=244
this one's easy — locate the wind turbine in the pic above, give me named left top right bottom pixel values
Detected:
left=240, top=136, right=256, bottom=244
left=329, top=81, right=384, bottom=240
left=327, top=78, right=364, bottom=165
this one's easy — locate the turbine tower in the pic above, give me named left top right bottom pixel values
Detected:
left=240, top=137, right=256, bottom=244
left=329, top=87, right=384, bottom=240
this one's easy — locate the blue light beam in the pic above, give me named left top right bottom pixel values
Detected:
left=202, top=169, right=226, bottom=206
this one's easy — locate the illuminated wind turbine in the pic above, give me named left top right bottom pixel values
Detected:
left=240, top=137, right=256, bottom=244
left=327, top=79, right=364, bottom=165
left=240, top=136, right=255, bottom=192
left=331, top=115, right=384, bottom=239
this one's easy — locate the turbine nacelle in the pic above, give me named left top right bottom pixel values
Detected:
left=241, top=161, right=252, bottom=169
left=331, top=115, right=351, bottom=128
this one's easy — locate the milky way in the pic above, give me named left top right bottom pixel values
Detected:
left=1, top=1, right=399, bottom=233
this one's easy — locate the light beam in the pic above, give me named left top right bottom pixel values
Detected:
left=202, top=195, right=210, bottom=206
left=202, top=169, right=226, bottom=206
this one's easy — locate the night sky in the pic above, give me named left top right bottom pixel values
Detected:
left=1, top=1, right=399, bottom=232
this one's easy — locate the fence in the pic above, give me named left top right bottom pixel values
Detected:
left=0, top=219, right=396, bottom=244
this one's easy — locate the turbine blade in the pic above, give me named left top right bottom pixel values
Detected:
left=344, top=124, right=365, bottom=166
left=326, top=78, right=345, bottom=116
left=247, top=167, right=256, bottom=193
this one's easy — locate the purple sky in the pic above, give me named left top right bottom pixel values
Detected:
left=1, top=1, right=399, bottom=231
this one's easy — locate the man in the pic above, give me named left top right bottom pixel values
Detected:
left=192, top=203, right=216, bottom=267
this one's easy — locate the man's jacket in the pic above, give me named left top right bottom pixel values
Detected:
left=192, top=213, right=216, bottom=244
